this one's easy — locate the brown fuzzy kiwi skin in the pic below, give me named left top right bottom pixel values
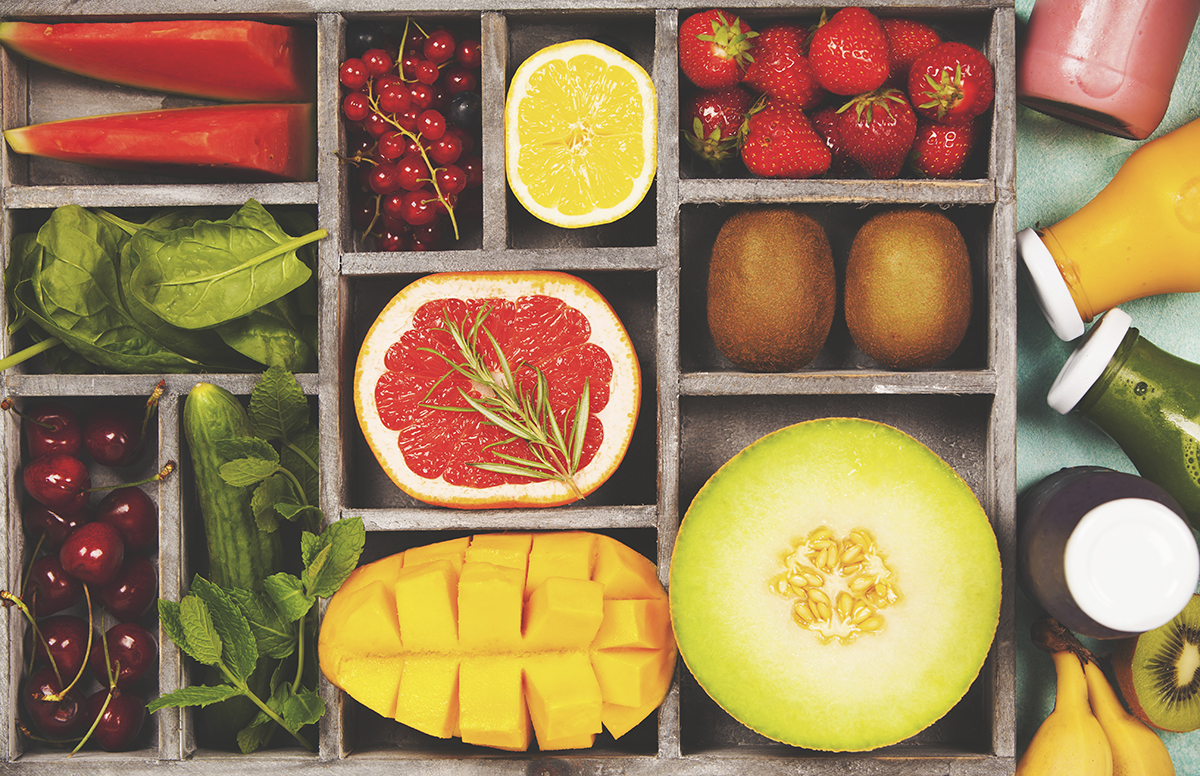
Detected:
left=844, top=208, right=973, bottom=370
left=706, top=207, right=836, bottom=372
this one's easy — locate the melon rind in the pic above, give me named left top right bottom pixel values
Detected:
left=670, top=418, right=1001, bottom=751
left=354, top=271, right=641, bottom=508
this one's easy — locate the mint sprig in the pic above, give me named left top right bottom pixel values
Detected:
left=150, top=367, right=366, bottom=754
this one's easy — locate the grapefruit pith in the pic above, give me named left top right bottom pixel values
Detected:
left=355, top=272, right=641, bottom=508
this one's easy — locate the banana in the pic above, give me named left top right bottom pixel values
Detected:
left=1084, top=658, right=1176, bottom=776
left=1017, top=640, right=1113, bottom=776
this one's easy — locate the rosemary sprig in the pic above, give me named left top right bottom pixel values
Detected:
left=418, top=307, right=590, bottom=500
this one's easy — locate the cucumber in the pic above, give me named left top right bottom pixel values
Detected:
left=183, top=382, right=282, bottom=749
left=183, top=382, right=283, bottom=590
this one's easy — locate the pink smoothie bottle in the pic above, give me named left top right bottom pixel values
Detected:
left=1018, top=0, right=1200, bottom=140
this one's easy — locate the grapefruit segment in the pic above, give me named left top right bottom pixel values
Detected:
left=355, top=272, right=640, bottom=508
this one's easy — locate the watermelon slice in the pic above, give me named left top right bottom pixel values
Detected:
left=0, top=20, right=312, bottom=102
left=3, top=103, right=315, bottom=182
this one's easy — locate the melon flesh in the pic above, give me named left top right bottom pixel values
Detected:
left=3, top=103, right=314, bottom=182
left=670, top=418, right=1001, bottom=751
left=319, top=531, right=675, bottom=751
left=0, top=20, right=311, bottom=102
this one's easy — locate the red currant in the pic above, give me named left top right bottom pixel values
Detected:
left=397, top=154, right=428, bottom=191
left=460, top=155, right=484, bottom=188
left=342, top=92, right=371, bottom=123
left=413, top=221, right=443, bottom=247
left=400, top=190, right=439, bottom=226
left=377, top=131, right=407, bottom=161
left=446, top=125, right=475, bottom=155
left=363, top=111, right=392, bottom=138
left=339, top=58, right=369, bottom=90
left=456, top=39, right=482, bottom=69
left=377, top=78, right=412, bottom=114
left=435, top=164, right=467, bottom=196
left=403, top=27, right=426, bottom=55
left=428, top=133, right=463, bottom=165
left=442, top=65, right=477, bottom=95
left=415, top=59, right=440, bottom=85
left=368, top=162, right=401, bottom=195
left=418, top=109, right=447, bottom=140
left=431, top=191, right=458, bottom=215
left=409, top=82, right=436, bottom=111
left=375, top=229, right=409, bottom=252
left=361, top=48, right=394, bottom=77
left=400, top=52, right=422, bottom=80
left=423, top=29, right=457, bottom=65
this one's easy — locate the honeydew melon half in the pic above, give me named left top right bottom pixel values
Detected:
left=670, top=417, right=1001, bottom=751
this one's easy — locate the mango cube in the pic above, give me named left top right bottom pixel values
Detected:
left=403, top=536, right=469, bottom=572
left=592, top=598, right=670, bottom=649
left=394, top=559, right=458, bottom=650
left=523, top=576, right=604, bottom=650
left=457, top=561, right=524, bottom=649
left=525, top=652, right=603, bottom=748
left=458, top=657, right=531, bottom=750
left=526, top=532, right=597, bottom=595
left=465, top=533, right=532, bottom=574
left=395, top=656, right=460, bottom=739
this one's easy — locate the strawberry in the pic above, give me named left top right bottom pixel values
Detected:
left=679, top=9, right=758, bottom=89
left=908, top=117, right=980, bottom=178
left=908, top=41, right=994, bottom=124
left=881, top=17, right=941, bottom=88
left=683, top=86, right=753, bottom=170
left=809, top=7, right=890, bottom=96
left=741, top=23, right=826, bottom=111
left=834, top=89, right=917, bottom=179
left=810, top=104, right=860, bottom=178
left=740, top=98, right=831, bottom=178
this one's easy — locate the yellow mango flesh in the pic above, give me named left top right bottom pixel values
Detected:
left=319, top=531, right=675, bottom=751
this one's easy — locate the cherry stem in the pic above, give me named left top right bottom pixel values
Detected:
left=0, top=397, right=57, bottom=429
left=70, top=687, right=113, bottom=756
left=42, top=586, right=92, bottom=703
left=139, top=380, right=165, bottom=452
left=83, top=460, right=176, bottom=494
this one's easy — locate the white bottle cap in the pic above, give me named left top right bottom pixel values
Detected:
left=1064, top=497, right=1200, bottom=633
left=1047, top=307, right=1133, bottom=414
left=1017, top=227, right=1087, bottom=341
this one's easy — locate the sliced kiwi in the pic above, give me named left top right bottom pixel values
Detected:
left=1113, top=593, right=1200, bottom=732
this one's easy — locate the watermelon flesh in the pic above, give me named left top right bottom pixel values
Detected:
left=0, top=20, right=311, bottom=102
left=3, top=103, right=315, bottom=182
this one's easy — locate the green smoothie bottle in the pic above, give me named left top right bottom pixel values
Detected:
left=1048, top=308, right=1200, bottom=528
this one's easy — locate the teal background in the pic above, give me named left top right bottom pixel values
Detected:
left=1014, top=0, right=1200, bottom=763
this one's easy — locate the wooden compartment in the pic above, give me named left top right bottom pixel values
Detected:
left=0, top=4, right=1017, bottom=774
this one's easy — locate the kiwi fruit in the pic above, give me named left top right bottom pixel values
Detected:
left=706, top=207, right=835, bottom=372
left=844, top=208, right=973, bottom=369
left=1112, top=593, right=1200, bottom=732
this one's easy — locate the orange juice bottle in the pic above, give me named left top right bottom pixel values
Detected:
left=1017, top=116, right=1200, bottom=340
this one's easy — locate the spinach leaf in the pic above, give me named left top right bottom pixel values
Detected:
left=215, top=295, right=316, bottom=373
left=128, top=199, right=323, bottom=330
left=13, top=207, right=206, bottom=373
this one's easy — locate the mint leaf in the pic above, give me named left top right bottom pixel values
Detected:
left=277, top=502, right=323, bottom=526
left=148, top=684, right=241, bottom=712
left=250, top=474, right=291, bottom=532
left=179, top=595, right=222, bottom=666
left=282, top=688, right=325, bottom=730
left=237, top=720, right=276, bottom=754
left=304, top=517, right=366, bottom=598
left=220, top=456, right=280, bottom=487
left=264, top=572, right=313, bottom=622
left=300, top=530, right=321, bottom=568
left=227, top=587, right=296, bottom=660
left=281, top=423, right=320, bottom=505
left=216, top=436, right=279, bottom=465
left=250, top=365, right=309, bottom=443
left=158, top=599, right=190, bottom=656
left=190, top=576, right=258, bottom=682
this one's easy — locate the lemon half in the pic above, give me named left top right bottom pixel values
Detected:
left=504, top=39, right=657, bottom=229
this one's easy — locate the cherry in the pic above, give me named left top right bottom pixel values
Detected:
left=30, top=614, right=91, bottom=682
left=22, top=402, right=83, bottom=459
left=94, top=486, right=157, bottom=552
left=23, top=502, right=89, bottom=549
left=24, top=453, right=90, bottom=512
left=23, top=666, right=88, bottom=738
left=60, top=522, right=124, bottom=587
left=84, top=406, right=145, bottom=467
left=86, top=689, right=146, bottom=752
left=90, top=622, right=157, bottom=689
left=100, top=556, right=158, bottom=623
left=24, top=555, right=84, bottom=616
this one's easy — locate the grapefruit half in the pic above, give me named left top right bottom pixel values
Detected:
left=670, top=418, right=1001, bottom=751
left=355, top=272, right=640, bottom=508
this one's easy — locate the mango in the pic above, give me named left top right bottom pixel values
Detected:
left=318, top=532, right=675, bottom=751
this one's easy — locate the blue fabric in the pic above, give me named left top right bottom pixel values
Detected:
left=1014, top=0, right=1200, bottom=764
